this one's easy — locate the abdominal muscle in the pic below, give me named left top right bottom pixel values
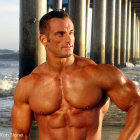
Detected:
left=34, top=107, right=103, bottom=140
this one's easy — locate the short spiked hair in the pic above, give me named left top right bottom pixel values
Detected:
left=39, top=9, right=71, bottom=35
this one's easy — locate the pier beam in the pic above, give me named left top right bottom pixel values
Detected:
left=105, top=0, right=116, bottom=65
left=135, top=17, right=137, bottom=58
left=90, top=0, right=106, bottom=64
left=85, top=0, right=90, bottom=57
left=136, top=16, right=139, bottom=58
left=69, top=0, right=86, bottom=57
left=138, top=19, right=140, bottom=58
left=120, top=0, right=128, bottom=66
left=130, top=8, right=136, bottom=62
left=114, top=0, right=121, bottom=66
left=19, top=0, right=47, bottom=78
left=53, top=0, right=62, bottom=10
left=126, top=0, right=131, bottom=62
left=139, top=21, right=140, bottom=57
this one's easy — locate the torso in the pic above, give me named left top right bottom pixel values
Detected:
left=28, top=56, right=110, bottom=140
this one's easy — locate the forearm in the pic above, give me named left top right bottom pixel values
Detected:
left=118, top=101, right=140, bottom=140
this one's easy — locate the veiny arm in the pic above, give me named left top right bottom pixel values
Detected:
left=11, top=77, right=33, bottom=140
left=107, top=78, right=140, bottom=140
left=99, top=65, right=140, bottom=140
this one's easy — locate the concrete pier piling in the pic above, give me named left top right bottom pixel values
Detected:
left=19, top=0, right=47, bottom=78
left=120, top=0, right=128, bottom=66
left=90, top=0, right=106, bottom=64
left=114, top=0, right=121, bottom=66
left=53, top=0, right=62, bottom=10
left=137, top=18, right=140, bottom=58
left=105, top=0, right=116, bottom=65
left=130, top=8, right=136, bottom=62
left=136, top=16, right=140, bottom=58
left=69, top=0, right=86, bottom=57
left=85, top=0, right=90, bottom=57
left=126, top=0, right=131, bottom=62
left=139, top=21, right=140, bottom=57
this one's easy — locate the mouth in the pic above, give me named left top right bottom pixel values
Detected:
left=62, top=45, right=73, bottom=49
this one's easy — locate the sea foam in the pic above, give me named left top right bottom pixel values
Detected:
left=0, top=79, right=13, bottom=91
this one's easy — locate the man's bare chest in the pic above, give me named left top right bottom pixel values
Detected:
left=29, top=72, right=103, bottom=115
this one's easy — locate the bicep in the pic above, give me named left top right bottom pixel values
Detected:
left=107, top=78, right=140, bottom=111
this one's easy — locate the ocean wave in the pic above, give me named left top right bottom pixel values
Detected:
left=0, top=79, right=17, bottom=97
left=0, top=61, right=19, bottom=68
left=0, top=60, right=18, bottom=96
left=0, top=72, right=18, bottom=97
left=122, top=63, right=140, bottom=71
left=0, top=79, right=13, bottom=91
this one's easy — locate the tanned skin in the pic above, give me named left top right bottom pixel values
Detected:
left=11, top=17, right=140, bottom=140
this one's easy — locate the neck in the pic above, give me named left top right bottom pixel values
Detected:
left=46, top=53, right=75, bottom=73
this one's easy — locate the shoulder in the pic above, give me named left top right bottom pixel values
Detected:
left=86, top=63, right=124, bottom=76
left=84, top=64, right=126, bottom=89
left=73, top=55, right=124, bottom=82
left=96, top=64, right=123, bottom=76
left=13, top=75, right=31, bottom=105
left=15, top=62, right=47, bottom=91
left=14, top=62, right=47, bottom=105
left=97, top=64, right=125, bottom=84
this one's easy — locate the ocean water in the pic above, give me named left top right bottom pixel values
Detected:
left=0, top=57, right=18, bottom=140
left=0, top=55, right=140, bottom=140
left=0, top=59, right=18, bottom=123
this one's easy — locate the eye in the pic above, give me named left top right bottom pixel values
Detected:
left=69, top=31, right=74, bottom=35
left=57, top=32, right=64, bottom=36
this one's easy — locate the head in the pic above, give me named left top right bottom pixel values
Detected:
left=39, top=10, right=75, bottom=58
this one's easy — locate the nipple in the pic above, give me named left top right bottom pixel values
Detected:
left=40, top=111, right=45, bottom=115
left=86, top=106, right=89, bottom=110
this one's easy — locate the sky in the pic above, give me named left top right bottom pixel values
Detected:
left=0, top=0, right=19, bottom=51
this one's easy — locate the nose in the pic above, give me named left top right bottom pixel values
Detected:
left=65, top=34, right=71, bottom=44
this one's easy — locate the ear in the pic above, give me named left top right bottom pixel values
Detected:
left=40, top=34, right=48, bottom=46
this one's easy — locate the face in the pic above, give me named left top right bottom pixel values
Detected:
left=40, top=17, right=75, bottom=58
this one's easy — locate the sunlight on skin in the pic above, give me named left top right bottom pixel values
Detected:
left=138, top=90, right=140, bottom=96
left=121, top=77, right=126, bottom=85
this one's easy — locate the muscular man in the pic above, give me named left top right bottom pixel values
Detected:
left=11, top=10, right=140, bottom=140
